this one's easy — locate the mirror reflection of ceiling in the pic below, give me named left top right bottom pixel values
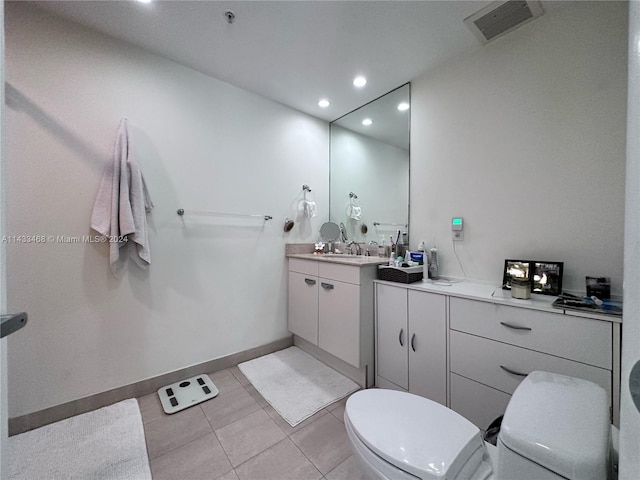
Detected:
left=332, top=85, right=410, bottom=150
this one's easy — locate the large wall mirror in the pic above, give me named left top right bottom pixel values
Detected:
left=329, top=83, right=410, bottom=246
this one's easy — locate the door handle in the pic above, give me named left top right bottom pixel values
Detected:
left=320, top=282, right=334, bottom=290
left=500, top=322, right=532, bottom=331
left=1, top=312, right=28, bottom=338
left=500, top=365, right=528, bottom=377
left=304, top=278, right=316, bottom=286
left=398, top=328, right=404, bottom=347
left=411, top=333, right=416, bottom=352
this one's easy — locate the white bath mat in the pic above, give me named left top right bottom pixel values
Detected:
left=9, top=398, right=151, bottom=480
left=238, top=346, right=359, bottom=427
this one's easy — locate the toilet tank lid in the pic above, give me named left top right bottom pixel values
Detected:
left=345, top=389, right=483, bottom=479
left=500, top=371, right=610, bottom=480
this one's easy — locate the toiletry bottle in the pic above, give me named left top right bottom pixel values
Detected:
left=429, top=247, right=439, bottom=280
left=379, top=237, right=386, bottom=257
left=389, top=251, right=396, bottom=267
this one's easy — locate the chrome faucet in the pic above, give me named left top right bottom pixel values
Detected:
left=347, top=241, right=361, bottom=255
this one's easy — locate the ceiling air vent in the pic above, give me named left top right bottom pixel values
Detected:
left=464, top=0, right=544, bottom=44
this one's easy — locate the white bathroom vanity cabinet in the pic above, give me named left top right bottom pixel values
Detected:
left=375, top=280, right=621, bottom=429
left=287, top=254, right=386, bottom=387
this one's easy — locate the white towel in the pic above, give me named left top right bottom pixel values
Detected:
left=91, top=118, right=154, bottom=276
left=303, top=199, right=317, bottom=219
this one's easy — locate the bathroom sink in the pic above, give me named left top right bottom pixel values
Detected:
left=317, top=254, right=387, bottom=265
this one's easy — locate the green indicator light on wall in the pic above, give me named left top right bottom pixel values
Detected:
left=452, top=217, right=463, bottom=230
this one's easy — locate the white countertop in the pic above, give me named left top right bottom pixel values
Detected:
left=286, top=253, right=622, bottom=323
left=287, top=253, right=388, bottom=266
left=375, top=277, right=622, bottom=324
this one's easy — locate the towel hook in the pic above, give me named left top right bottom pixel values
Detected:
left=302, top=184, right=312, bottom=193
left=349, top=192, right=358, bottom=199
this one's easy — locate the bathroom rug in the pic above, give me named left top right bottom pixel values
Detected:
left=9, top=398, right=151, bottom=480
left=239, top=346, right=359, bottom=426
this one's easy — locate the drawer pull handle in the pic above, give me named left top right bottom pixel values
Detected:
left=500, top=365, right=528, bottom=377
left=304, top=278, right=316, bottom=286
left=500, top=322, right=532, bottom=331
left=411, top=333, right=416, bottom=352
left=399, top=328, right=404, bottom=347
left=320, top=282, right=334, bottom=290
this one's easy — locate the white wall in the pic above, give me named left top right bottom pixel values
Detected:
left=4, top=3, right=329, bottom=417
left=410, top=1, right=628, bottom=295
left=330, top=125, right=409, bottom=244
left=0, top=2, right=8, bottom=476
left=620, top=1, right=640, bottom=476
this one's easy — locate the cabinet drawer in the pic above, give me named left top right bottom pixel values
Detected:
left=450, top=331, right=612, bottom=400
left=319, top=263, right=360, bottom=285
left=289, top=258, right=319, bottom=276
left=450, top=297, right=612, bottom=368
left=450, top=373, right=511, bottom=430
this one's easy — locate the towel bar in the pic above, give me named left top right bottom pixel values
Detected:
left=177, top=209, right=272, bottom=221
left=373, top=222, right=408, bottom=227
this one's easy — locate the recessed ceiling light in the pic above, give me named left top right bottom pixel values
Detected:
left=397, top=102, right=410, bottom=111
left=318, top=99, right=331, bottom=108
left=362, top=118, right=373, bottom=126
left=353, top=76, right=367, bottom=88
left=137, top=0, right=152, bottom=3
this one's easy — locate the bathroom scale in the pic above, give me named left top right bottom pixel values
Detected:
left=157, top=374, right=219, bottom=414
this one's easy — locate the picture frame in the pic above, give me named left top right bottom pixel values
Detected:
left=502, top=259, right=564, bottom=296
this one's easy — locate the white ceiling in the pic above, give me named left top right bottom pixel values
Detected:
left=33, top=1, right=564, bottom=122
left=32, top=0, right=489, bottom=122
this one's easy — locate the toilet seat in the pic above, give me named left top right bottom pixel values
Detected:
left=345, top=389, right=486, bottom=479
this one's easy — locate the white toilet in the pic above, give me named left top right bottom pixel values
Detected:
left=344, top=371, right=614, bottom=480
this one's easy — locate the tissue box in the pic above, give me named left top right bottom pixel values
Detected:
left=378, top=265, right=423, bottom=284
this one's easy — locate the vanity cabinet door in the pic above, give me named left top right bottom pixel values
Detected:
left=318, top=278, right=360, bottom=367
left=408, top=290, right=447, bottom=405
left=288, top=271, right=319, bottom=344
left=376, top=283, right=409, bottom=390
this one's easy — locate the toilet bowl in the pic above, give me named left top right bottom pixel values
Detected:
left=344, top=371, right=612, bottom=480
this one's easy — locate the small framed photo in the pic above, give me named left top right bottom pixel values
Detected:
left=502, top=260, right=531, bottom=290
left=502, top=259, right=564, bottom=296
left=532, top=262, right=563, bottom=296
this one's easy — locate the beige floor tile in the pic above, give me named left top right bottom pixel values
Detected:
left=201, top=385, right=262, bottom=430
left=216, top=409, right=287, bottom=467
left=229, top=366, right=251, bottom=386
left=137, top=392, right=166, bottom=425
left=235, top=438, right=322, bottom=480
left=264, top=404, right=329, bottom=436
left=143, top=405, right=212, bottom=459
left=216, top=469, right=240, bottom=480
left=325, top=455, right=373, bottom=480
left=208, top=369, right=245, bottom=394
left=150, top=432, right=232, bottom=480
left=329, top=404, right=345, bottom=423
left=243, top=384, right=270, bottom=408
left=290, top=412, right=351, bottom=475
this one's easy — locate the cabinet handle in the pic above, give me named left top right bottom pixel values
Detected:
left=500, top=321, right=532, bottom=331
left=304, top=278, right=316, bottom=286
left=411, top=333, right=416, bottom=352
left=320, top=282, right=334, bottom=290
left=398, top=328, right=404, bottom=347
left=500, top=365, right=528, bottom=377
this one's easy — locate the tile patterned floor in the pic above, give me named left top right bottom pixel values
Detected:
left=138, top=366, right=372, bottom=480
